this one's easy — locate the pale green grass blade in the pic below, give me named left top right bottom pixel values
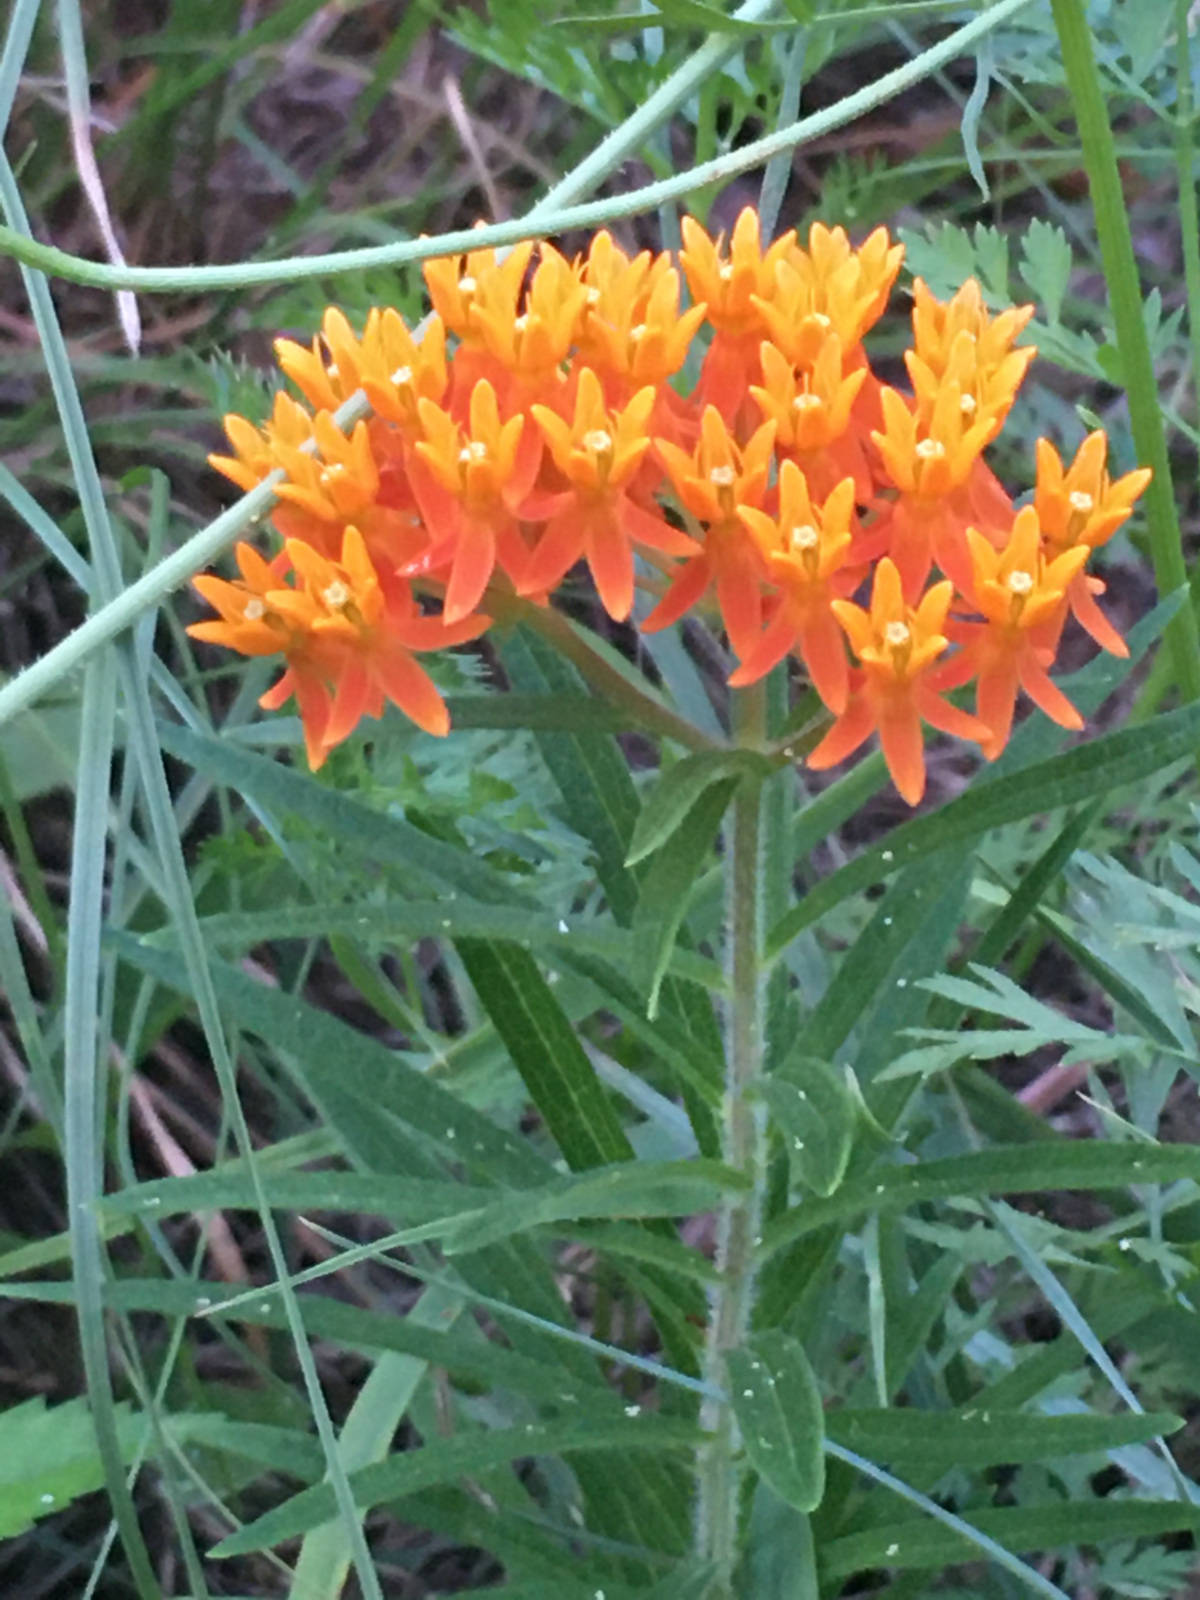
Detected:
left=64, top=655, right=160, bottom=1600
left=0, top=114, right=387, bottom=1600
left=290, top=1283, right=462, bottom=1600
left=824, top=1441, right=1071, bottom=1600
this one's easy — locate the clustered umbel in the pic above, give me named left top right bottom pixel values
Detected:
left=192, top=210, right=1149, bottom=804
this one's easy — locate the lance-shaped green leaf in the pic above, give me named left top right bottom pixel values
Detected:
left=820, top=1496, right=1200, bottom=1580
left=212, top=1412, right=700, bottom=1557
left=727, top=1331, right=825, bottom=1512
left=633, top=775, right=737, bottom=1018
left=760, top=1140, right=1200, bottom=1259
left=825, top=1405, right=1180, bottom=1471
left=769, top=685, right=1200, bottom=957
left=760, top=1052, right=856, bottom=1197
left=456, top=937, right=633, bottom=1171
left=628, top=749, right=769, bottom=867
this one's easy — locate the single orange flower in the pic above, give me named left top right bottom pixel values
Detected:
left=809, top=556, right=988, bottom=805
left=751, top=337, right=871, bottom=500
left=241, top=526, right=488, bottom=767
left=470, top=242, right=587, bottom=394
left=411, top=377, right=535, bottom=622
left=642, top=407, right=776, bottom=656
left=209, top=391, right=315, bottom=494
left=909, top=277, right=1034, bottom=385
left=753, top=223, right=904, bottom=368
left=680, top=207, right=798, bottom=417
left=937, top=505, right=1089, bottom=758
left=523, top=367, right=697, bottom=619
left=1031, top=431, right=1149, bottom=658
left=732, top=461, right=858, bottom=710
left=579, top=233, right=708, bottom=396
left=189, top=542, right=292, bottom=657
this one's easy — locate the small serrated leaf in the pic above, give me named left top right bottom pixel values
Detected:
left=727, top=1330, right=825, bottom=1512
left=1019, top=219, right=1073, bottom=324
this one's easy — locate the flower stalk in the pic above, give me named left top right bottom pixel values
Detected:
left=696, top=679, right=769, bottom=1596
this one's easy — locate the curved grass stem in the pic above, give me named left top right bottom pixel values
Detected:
left=0, top=0, right=1035, bottom=295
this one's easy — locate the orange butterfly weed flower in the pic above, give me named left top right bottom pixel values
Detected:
left=1032, top=431, right=1150, bottom=657
left=471, top=242, right=587, bottom=396
left=190, top=527, right=489, bottom=768
left=423, top=238, right=534, bottom=344
left=270, top=410, right=427, bottom=570
left=270, top=527, right=488, bottom=763
left=939, top=505, right=1090, bottom=759
left=680, top=207, right=797, bottom=416
left=643, top=406, right=776, bottom=657
left=870, top=377, right=1005, bottom=596
left=354, top=308, right=449, bottom=430
left=579, top=233, right=708, bottom=403
left=751, top=337, right=871, bottom=500
left=809, top=556, right=988, bottom=805
left=190, top=541, right=292, bottom=658
left=753, top=222, right=904, bottom=368
left=523, top=367, right=698, bottom=620
left=412, top=377, right=533, bottom=623
left=209, top=391, right=314, bottom=494
left=909, top=277, right=1035, bottom=393
left=732, top=460, right=857, bottom=711
left=275, top=306, right=366, bottom=414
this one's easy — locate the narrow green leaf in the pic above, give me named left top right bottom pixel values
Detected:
left=456, top=938, right=633, bottom=1170
left=113, top=932, right=543, bottom=1186
left=634, top=776, right=736, bottom=1017
left=761, top=1140, right=1200, bottom=1259
left=820, top=1497, right=1200, bottom=1579
left=155, top=721, right=518, bottom=908
left=627, top=751, right=766, bottom=866
left=441, top=1160, right=746, bottom=1254
left=761, top=1054, right=856, bottom=1198
left=5, top=1276, right=634, bottom=1417
left=769, top=673, right=1200, bottom=958
left=825, top=1406, right=1180, bottom=1470
left=212, top=1414, right=700, bottom=1557
left=727, top=1331, right=825, bottom=1513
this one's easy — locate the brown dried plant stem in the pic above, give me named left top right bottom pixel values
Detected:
left=696, top=680, right=768, bottom=1595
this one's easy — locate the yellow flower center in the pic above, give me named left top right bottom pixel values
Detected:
left=243, top=598, right=266, bottom=622
left=459, top=439, right=489, bottom=464
left=514, top=314, right=529, bottom=333
left=391, top=365, right=413, bottom=387
left=630, top=323, right=647, bottom=343
left=323, top=580, right=350, bottom=610
left=960, top=393, right=977, bottom=415
left=791, top=523, right=819, bottom=551
left=458, top=274, right=477, bottom=295
left=709, top=465, right=736, bottom=487
left=1069, top=490, right=1094, bottom=513
left=584, top=428, right=613, bottom=456
left=793, top=393, right=822, bottom=412
left=885, top=620, right=911, bottom=647
left=1007, top=570, right=1034, bottom=595
left=915, top=438, right=946, bottom=461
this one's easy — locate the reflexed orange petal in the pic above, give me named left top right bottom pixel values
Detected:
left=808, top=693, right=874, bottom=771
left=877, top=697, right=927, bottom=806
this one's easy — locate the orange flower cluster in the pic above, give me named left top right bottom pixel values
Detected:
left=192, top=210, right=1150, bottom=803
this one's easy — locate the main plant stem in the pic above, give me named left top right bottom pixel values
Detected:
left=697, top=682, right=768, bottom=1596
